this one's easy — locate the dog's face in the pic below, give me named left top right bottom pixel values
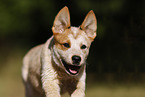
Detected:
left=52, top=7, right=97, bottom=76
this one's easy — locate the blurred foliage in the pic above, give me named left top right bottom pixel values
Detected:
left=1, top=0, right=145, bottom=73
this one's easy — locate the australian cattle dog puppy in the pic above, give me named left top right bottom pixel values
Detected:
left=22, top=6, right=97, bottom=97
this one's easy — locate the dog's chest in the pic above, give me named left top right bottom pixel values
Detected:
left=59, top=78, right=78, bottom=94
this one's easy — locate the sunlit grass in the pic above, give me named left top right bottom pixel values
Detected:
left=0, top=50, right=145, bottom=97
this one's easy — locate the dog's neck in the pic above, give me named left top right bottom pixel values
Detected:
left=51, top=41, right=61, bottom=66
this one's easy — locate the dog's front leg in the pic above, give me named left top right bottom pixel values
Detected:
left=42, top=79, right=61, bottom=97
left=71, top=81, right=85, bottom=97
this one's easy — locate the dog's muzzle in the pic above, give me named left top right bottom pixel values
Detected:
left=61, top=55, right=82, bottom=75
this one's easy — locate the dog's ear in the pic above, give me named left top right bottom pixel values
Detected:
left=80, top=10, right=97, bottom=40
left=52, top=6, right=70, bottom=34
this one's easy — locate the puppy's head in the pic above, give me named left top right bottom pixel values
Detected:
left=52, top=6, right=97, bottom=76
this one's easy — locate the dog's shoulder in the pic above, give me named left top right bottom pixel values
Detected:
left=23, top=44, right=44, bottom=65
left=23, top=36, right=54, bottom=63
left=22, top=44, right=44, bottom=81
left=22, top=36, right=54, bottom=82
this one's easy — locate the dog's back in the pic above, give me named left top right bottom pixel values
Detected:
left=22, top=44, right=44, bottom=97
left=22, top=44, right=43, bottom=82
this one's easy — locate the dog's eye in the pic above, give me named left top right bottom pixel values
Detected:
left=81, top=45, right=87, bottom=49
left=63, top=43, right=70, bottom=48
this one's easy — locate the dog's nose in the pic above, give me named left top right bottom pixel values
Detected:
left=72, top=55, right=81, bottom=65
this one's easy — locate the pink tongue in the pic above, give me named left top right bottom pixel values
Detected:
left=69, top=69, right=77, bottom=74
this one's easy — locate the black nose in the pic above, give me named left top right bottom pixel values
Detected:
left=72, top=55, right=81, bottom=65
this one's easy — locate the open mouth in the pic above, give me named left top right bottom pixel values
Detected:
left=61, top=60, right=81, bottom=75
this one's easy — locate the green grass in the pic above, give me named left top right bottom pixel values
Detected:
left=0, top=50, right=145, bottom=97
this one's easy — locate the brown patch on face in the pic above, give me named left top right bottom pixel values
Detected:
left=53, top=26, right=93, bottom=51
left=54, top=29, right=71, bottom=50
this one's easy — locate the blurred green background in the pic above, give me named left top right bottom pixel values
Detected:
left=0, top=0, right=145, bottom=97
